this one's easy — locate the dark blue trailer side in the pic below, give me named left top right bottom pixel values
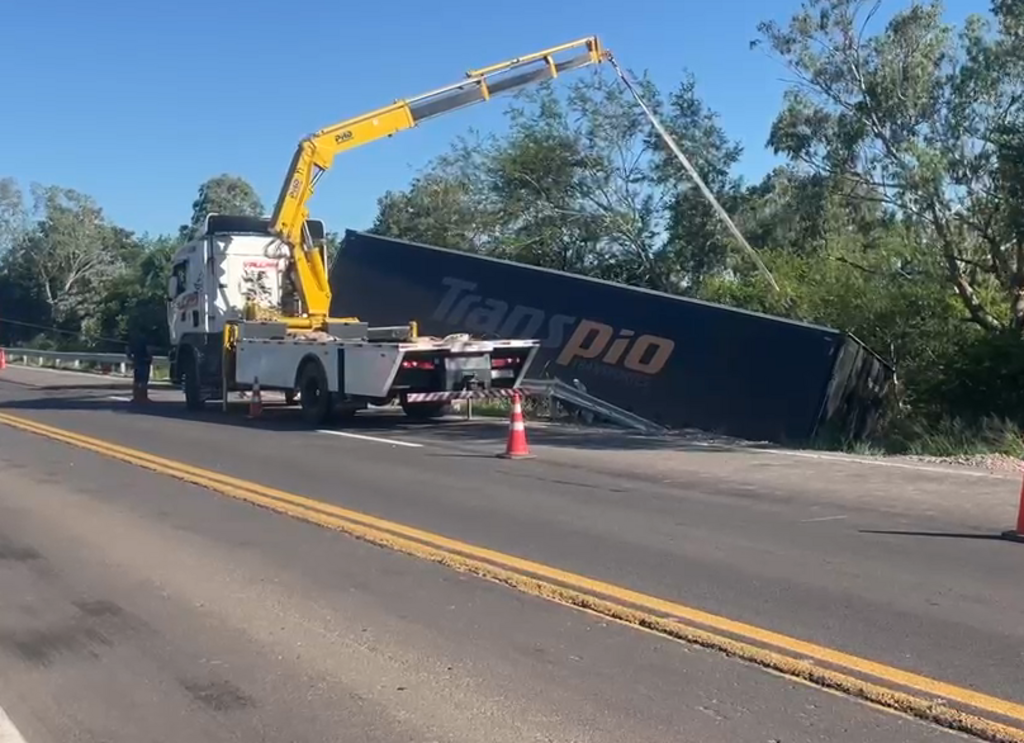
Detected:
left=329, top=230, right=894, bottom=444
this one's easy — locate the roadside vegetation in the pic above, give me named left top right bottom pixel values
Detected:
left=1, top=0, right=1021, bottom=458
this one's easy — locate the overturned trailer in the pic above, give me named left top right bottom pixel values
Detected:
left=329, top=230, right=895, bottom=444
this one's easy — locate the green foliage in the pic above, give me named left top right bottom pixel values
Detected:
left=371, top=68, right=746, bottom=292
left=0, top=177, right=25, bottom=255
left=0, top=179, right=184, bottom=353
left=756, top=0, right=1024, bottom=332
left=179, top=173, right=264, bottom=241
left=88, top=235, right=177, bottom=351
left=879, top=414, right=1024, bottom=458
left=918, top=330, right=1024, bottom=423
left=372, top=171, right=491, bottom=252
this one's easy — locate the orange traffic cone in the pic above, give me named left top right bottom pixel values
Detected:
left=1002, top=473, right=1024, bottom=542
left=497, top=390, right=534, bottom=459
left=247, top=377, right=263, bottom=419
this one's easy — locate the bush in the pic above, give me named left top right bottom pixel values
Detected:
left=877, top=413, right=1024, bottom=458
left=915, top=331, right=1024, bottom=426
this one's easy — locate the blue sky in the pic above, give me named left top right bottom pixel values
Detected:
left=2, top=0, right=980, bottom=239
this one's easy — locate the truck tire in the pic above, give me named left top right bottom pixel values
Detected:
left=183, top=354, right=206, bottom=411
left=298, top=360, right=333, bottom=426
left=400, top=400, right=452, bottom=420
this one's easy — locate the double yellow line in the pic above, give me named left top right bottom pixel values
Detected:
left=1, top=409, right=1022, bottom=743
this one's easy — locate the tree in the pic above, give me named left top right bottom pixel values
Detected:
left=756, top=0, right=1024, bottom=332
left=89, top=234, right=177, bottom=351
left=647, top=73, right=746, bottom=292
left=9, top=184, right=129, bottom=325
left=180, top=174, right=264, bottom=241
left=369, top=66, right=767, bottom=295
left=0, top=177, right=25, bottom=256
left=371, top=169, right=495, bottom=252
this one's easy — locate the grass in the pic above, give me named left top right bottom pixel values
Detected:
left=880, top=414, right=1024, bottom=459
left=461, top=399, right=511, bottom=418
left=810, top=412, right=1024, bottom=460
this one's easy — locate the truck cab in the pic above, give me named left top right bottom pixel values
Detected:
left=166, top=214, right=326, bottom=397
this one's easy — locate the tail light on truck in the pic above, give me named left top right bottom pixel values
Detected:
left=490, top=355, right=522, bottom=378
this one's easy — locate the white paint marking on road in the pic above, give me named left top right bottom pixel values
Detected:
left=0, top=706, right=28, bottom=743
left=748, top=447, right=1008, bottom=477
left=3, top=364, right=123, bottom=380
left=315, top=430, right=424, bottom=448
left=1, top=364, right=173, bottom=387
left=800, top=515, right=848, bottom=523
left=685, top=439, right=1011, bottom=478
left=107, top=395, right=133, bottom=402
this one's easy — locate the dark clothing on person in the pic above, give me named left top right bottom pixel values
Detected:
left=128, top=337, right=152, bottom=364
left=133, top=359, right=151, bottom=385
left=128, top=337, right=153, bottom=395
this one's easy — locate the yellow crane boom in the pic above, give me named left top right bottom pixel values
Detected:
left=267, top=36, right=610, bottom=330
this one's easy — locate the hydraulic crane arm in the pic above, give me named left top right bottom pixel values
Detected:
left=268, top=36, right=610, bottom=327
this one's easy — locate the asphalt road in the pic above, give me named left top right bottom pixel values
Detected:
left=0, top=366, right=1021, bottom=741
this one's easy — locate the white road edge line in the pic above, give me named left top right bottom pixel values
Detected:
left=315, top=430, right=424, bottom=448
left=107, top=395, right=133, bottom=402
left=0, top=705, right=28, bottom=743
left=4, top=364, right=123, bottom=380
left=684, top=439, right=1012, bottom=478
left=747, top=446, right=1009, bottom=477
left=2, top=364, right=172, bottom=386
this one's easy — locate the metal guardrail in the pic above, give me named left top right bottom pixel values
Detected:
left=1, top=348, right=170, bottom=377
left=521, top=377, right=669, bottom=435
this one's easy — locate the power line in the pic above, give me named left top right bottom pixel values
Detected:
left=0, top=317, right=126, bottom=346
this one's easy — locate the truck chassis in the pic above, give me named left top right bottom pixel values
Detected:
left=171, top=318, right=539, bottom=426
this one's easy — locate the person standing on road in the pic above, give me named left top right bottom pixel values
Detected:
left=127, top=330, right=153, bottom=404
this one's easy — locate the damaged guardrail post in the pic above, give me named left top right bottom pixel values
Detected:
left=520, top=378, right=668, bottom=435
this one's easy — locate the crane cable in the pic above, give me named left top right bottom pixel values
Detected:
left=605, top=53, right=781, bottom=292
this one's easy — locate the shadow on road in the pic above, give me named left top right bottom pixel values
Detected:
left=18, top=382, right=164, bottom=392
left=859, top=529, right=1013, bottom=542
left=0, top=385, right=743, bottom=455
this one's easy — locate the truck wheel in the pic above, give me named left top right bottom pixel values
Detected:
left=183, top=356, right=206, bottom=411
left=298, top=361, right=333, bottom=426
left=400, top=400, right=452, bottom=420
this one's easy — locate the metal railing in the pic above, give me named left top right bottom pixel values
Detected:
left=1, top=348, right=170, bottom=377
left=521, top=377, right=669, bottom=435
